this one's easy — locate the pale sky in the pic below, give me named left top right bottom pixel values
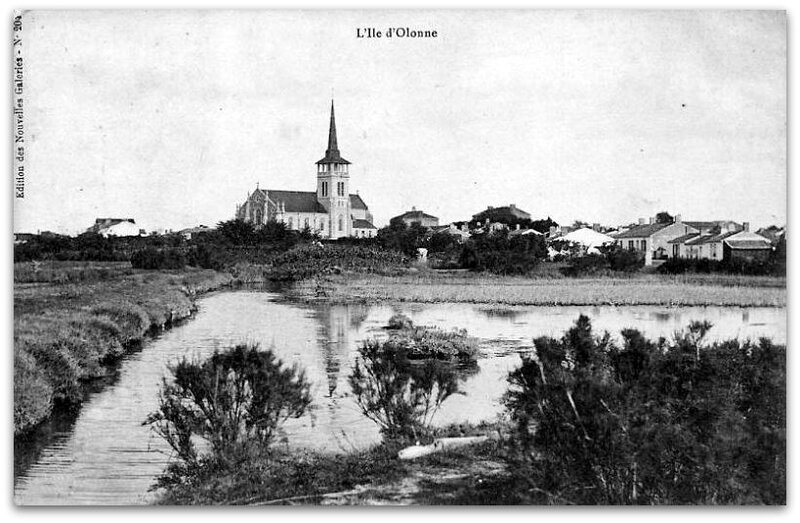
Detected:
left=14, top=10, right=786, bottom=234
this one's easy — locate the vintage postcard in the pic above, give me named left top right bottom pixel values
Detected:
left=12, top=10, right=786, bottom=506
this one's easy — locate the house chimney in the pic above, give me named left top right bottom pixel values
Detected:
left=675, top=214, right=682, bottom=223
left=649, top=217, right=655, bottom=225
left=510, top=204, right=516, bottom=210
left=516, top=224, right=520, bottom=230
left=639, top=218, right=645, bottom=225
left=412, top=206, right=416, bottom=212
left=592, top=223, right=600, bottom=232
left=549, top=225, right=558, bottom=236
left=743, top=222, right=750, bottom=232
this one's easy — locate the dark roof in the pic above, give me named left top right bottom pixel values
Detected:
left=267, top=190, right=327, bottom=213
left=316, top=100, right=351, bottom=165
left=87, top=218, right=136, bottom=233
left=668, top=233, right=701, bottom=244
left=260, top=190, right=368, bottom=213
left=350, top=193, right=368, bottom=210
left=394, top=210, right=438, bottom=221
left=725, top=239, right=772, bottom=250
left=614, top=222, right=670, bottom=239
left=352, top=219, right=377, bottom=229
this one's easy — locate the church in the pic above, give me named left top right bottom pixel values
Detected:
left=235, top=101, right=377, bottom=239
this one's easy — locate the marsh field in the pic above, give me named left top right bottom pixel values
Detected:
left=13, top=261, right=786, bottom=505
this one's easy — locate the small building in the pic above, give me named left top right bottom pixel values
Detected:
left=391, top=207, right=439, bottom=228
left=352, top=219, right=377, bottom=238
left=432, top=223, right=471, bottom=242
left=87, top=218, right=144, bottom=238
left=614, top=216, right=699, bottom=265
left=559, top=228, right=615, bottom=254
left=472, top=203, right=531, bottom=222
left=179, top=225, right=215, bottom=240
left=723, top=226, right=773, bottom=263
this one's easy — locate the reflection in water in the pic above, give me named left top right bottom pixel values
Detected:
left=14, top=291, right=786, bottom=505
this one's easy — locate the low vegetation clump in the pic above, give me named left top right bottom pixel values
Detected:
left=383, top=316, right=479, bottom=363
left=503, top=315, right=786, bottom=504
left=145, top=344, right=312, bottom=487
left=264, top=244, right=409, bottom=281
left=560, top=245, right=644, bottom=277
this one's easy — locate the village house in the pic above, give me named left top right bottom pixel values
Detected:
left=472, top=203, right=531, bottom=222
left=179, top=225, right=215, bottom=240
left=723, top=228, right=774, bottom=262
left=235, top=101, right=377, bottom=239
left=614, top=215, right=702, bottom=265
left=86, top=218, right=144, bottom=237
left=432, top=223, right=471, bottom=242
left=391, top=207, right=439, bottom=228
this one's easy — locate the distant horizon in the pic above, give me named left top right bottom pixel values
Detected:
left=13, top=10, right=786, bottom=236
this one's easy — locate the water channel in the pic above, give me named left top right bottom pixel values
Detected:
left=14, top=289, right=786, bottom=505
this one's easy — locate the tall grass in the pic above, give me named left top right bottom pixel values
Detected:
left=290, top=272, right=786, bottom=307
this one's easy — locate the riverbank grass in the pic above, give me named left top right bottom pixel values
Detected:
left=290, top=272, right=785, bottom=307
left=14, top=262, right=234, bottom=435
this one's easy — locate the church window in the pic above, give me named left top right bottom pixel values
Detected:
left=338, top=215, right=343, bottom=232
left=255, top=209, right=262, bottom=224
left=288, top=218, right=293, bottom=229
left=320, top=220, right=325, bottom=231
left=304, top=218, right=309, bottom=229
left=322, top=182, right=328, bottom=197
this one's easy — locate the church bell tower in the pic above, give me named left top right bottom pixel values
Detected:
left=316, top=100, right=351, bottom=239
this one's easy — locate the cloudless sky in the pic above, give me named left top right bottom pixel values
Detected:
left=14, top=10, right=786, bottom=234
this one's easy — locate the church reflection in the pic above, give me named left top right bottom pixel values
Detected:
left=313, top=303, right=370, bottom=398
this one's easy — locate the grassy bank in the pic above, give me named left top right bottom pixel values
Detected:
left=289, top=271, right=786, bottom=307
left=152, top=422, right=508, bottom=505
left=14, top=261, right=234, bottom=435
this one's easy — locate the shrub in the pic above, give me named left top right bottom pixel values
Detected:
left=130, top=247, right=187, bottom=270
left=503, top=315, right=786, bottom=504
left=383, top=316, right=479, bottom=363
left=460, top=231, right=546, bottom=275
left=349, top=339, right=463, bottom=444
left=145, top=344, right=312, bottom=474
left=265, top=244, right=408, bottom=281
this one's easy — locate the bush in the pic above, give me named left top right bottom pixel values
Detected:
left=383, top=316, right=479, bottom=363
left=145, top=344, right=312, bottom=475
left=460, top=231, right=546, bottom=275
left=560, top=246, right=644, bottom=277
left=131, top=247, right=187, bottom=270
left=503, top=315, right=786, bottom=504
left=265, top=244, right=408, bottom=281
left=349, top=339, right=464, bottom=444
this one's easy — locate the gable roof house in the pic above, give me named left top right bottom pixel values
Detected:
left=614, top=215, right=700, bottom=265
left=392, top=207, right=439, bottom=228
left=722, top=225, right=774, bottom=263
left=86, top=218, right=144, bottom=237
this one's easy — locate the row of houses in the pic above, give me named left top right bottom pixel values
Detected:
left=391, top=204, right=780, bottom=266
left=611, top=215, right=775, bottom=265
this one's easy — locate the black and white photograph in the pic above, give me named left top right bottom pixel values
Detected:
left=10, top=8, right=787, bottom=506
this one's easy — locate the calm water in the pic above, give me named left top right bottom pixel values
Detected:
left=14, top=290, right=786, bottom=505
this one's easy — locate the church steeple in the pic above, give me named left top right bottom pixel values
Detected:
left=317, top=99, right=350, bottom=165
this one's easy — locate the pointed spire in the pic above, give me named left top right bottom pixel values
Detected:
left=327, top=100, right=339, bottom=155
left=317, top=99, right=350, bottom=165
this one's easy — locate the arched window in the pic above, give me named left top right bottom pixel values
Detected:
left=288, top=218, right=293, bottom=229
left=304, top=218, right=309, bottom=229
left=338, top=215, right=343, bottom=232
left=320, top=220, right=325, bottom=231
left=254, top=209, right=262, bottom=224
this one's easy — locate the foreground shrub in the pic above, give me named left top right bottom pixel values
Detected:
left=349, top=340, right=464, bottom=445
left=145, top=344, right=312, bottom=476
left=504, top=315, right=786, bottom=504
